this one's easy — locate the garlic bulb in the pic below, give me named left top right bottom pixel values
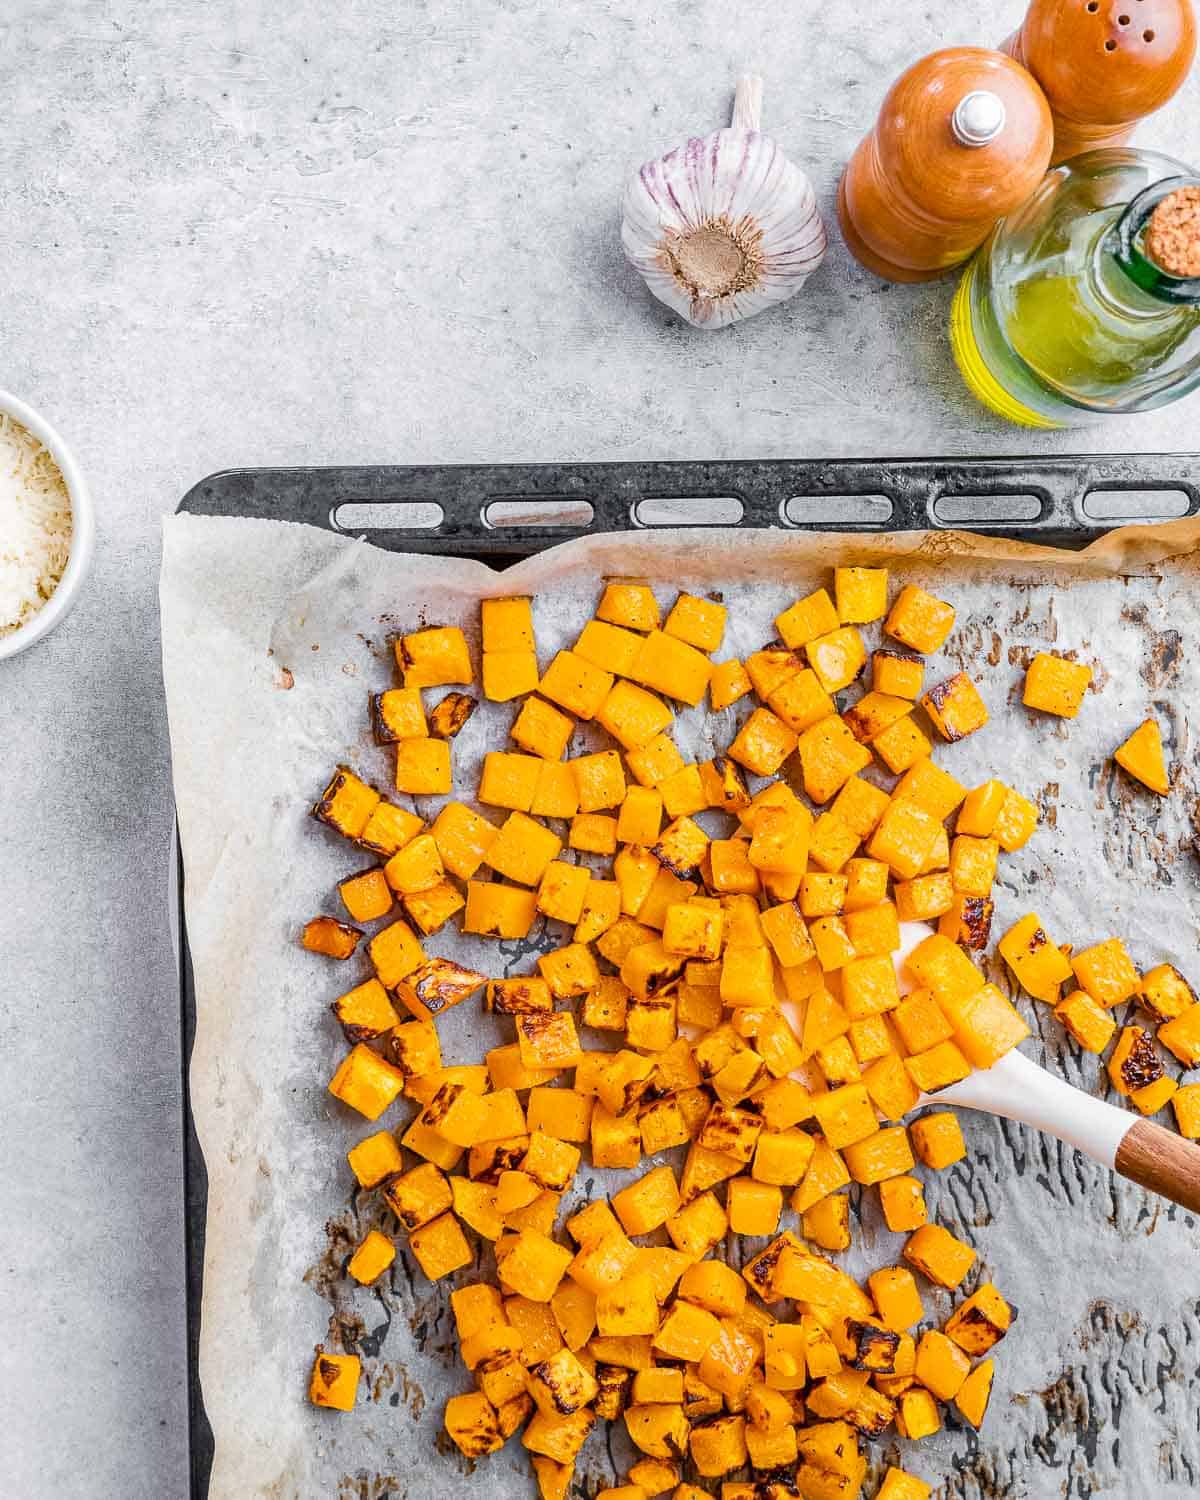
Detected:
left=622, top=76, right=827, bottom=329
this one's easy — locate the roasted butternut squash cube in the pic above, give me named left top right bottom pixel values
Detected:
left=358, top=799, right=425, bottom=860
left=877, top=1468, right=933, bottom=1500
left=691, top=1414, right=749, bottom=1477
left=388, top=1018, right=442, bottom=1081
left=540, top=649, right=615, bottom=720
left=938, top=981, right=1029, bottom=1069
left=921, top=673, right=989, bottom=742
left=398, top=625, right=472, bottom=688
left=1024, top=651, right=1092, bottom=718
left=536, top=861, right=591, bottom=925
left=914, top=1328, right=970, bottom=1402
left=334, top=870, right=389, bottom=927
left=807, top=627, right=867, bottom=693
left=848, top=1014, right=892, bottom=1065
left=903, top=933, right=984, bottom=1006
left=615, top=786, right=663, bottom=846
left=809, top=1082, right=879, bottom=1152
left=1172, top=1083, right=1200, bottom=1139
left=479, top=750, right=542, bottom=811
left=1072, top=937, right=1140, bottom=1009
left=1114, top=717, right=1170, bottom=795
left=328, top=1043, right=406, bottom=1120
left=807, top=813, right=860, bottom=874
left=839, top=955, right=899, bottom=1020
left=483, top=650, right=539, bottom=702
left=871, top=716, right=933, bottom=775
left=1107, top=1025, right=1164, bottom=1098
left=949, top=835, right=999, bottom=897
left=464, top=880, right=537, bottom=939
left=816, top=1036, right=861, bottom=1086
left=956, top=778, right=1005, bottom=837
left=884, top=585, right=955, bottom=654
left=631, top=1371, right=686, bottom=1411
left=384, top=832, right=444, bottom=895
left=891, top=989, right=953, bottom=1054
left=638, top=1097, right=691, bottom=1154
left=865, top=799, right=938, bottom=881
left=803, top=1192, right=852, bottom=1252
left=727, top=708, right=798, bottom=778
left=394, top=737, right=452, bottom=794
left=592, top=1103, right=643, bottom=1170
left=872, top=649, right=924, bottom=700
left=484, top=811, right=563, bottom=887
left=623, top=1401, right=689, bottom=1461
left=409, top=1210, right=473, bottom=1280
left=843, top=901, right=900, bottom=958
left=346, top=1128, right=404, bottom=1188
left=597, top=582, right=660, bottom=632
left=903, top=1224, right=976, bottom=1289
left=345, top=1230, right=395, bottom=1285
left=526, top=1087, right=592, bottom=1145
left=998, top=912, right=1073, bottom=1003
left=910, top=1110, right=965, bottom=1169
left=404, top=880, right=465, bottom=935
left=314, top=766, right=381, bottom=840
left=1054, top=990, right=1117, bottom=1054
left=395, top=957, right=487, bottom=1023
left=596, top=682, right=671, bottom=753
left=664, top=592, right=726, bottom=652
left=944, top=1281, right=1011, bottom=1357
left=420, top=1081, right=488, bottom=1148
left=652, top=1300, right=723, bottom=1363
left=523, top=1346, right=597, bottom=1418
left=512, top=696, right=575, bottom=761
left=651, top=816, right=709, bottom=881
left=775, top=588, right=839, bottom=650
left=331, top=977, right=400, bottom=1044
left=1139, top=963, right=1195, bottom=1024
left=877, top=1176, right=925, bottom=1234
left=807, top=916, right=854, bottom=973
left=904, top=1041, right=971, bottom=1094
left=767, top=667, right=836, bottom=735
left=666, top=1191, right=728, bottom=1259
left=719, top=944, right=776, bottom=1009
left=843, top=1125, right=914, bottom=1185
left=575, top=617, right=643, bottom=676
left=626, top=733, right=686, bottom=788
left=515, top=1012, right=582, bottom=1074
left=309, top=1351, right=361, bottom=1412
left=862, top=1053, right=920, bottom=1122
left=531, top=765, right=579, bottom=822
left=954, top=1357, right=994, bottom=1429
left=709, top=658, right=753, bottom=711
left=831, top=566, right=887, bottom=624
left=629, top=630, right=712, bottom=707
left=658, top=763, right=706, bottom=820
left=1159, top=1004, right=1200, bottom=1067
left=662, top=901, right=723, bottom=960
left=425, top=803, right=493, bottom=882
left=479, top=595, right=534, bottom=654
left=938, top=893, right=994, bottom=951
left=868, top=1268, right=924, bottom=1332
left=524, top=1406, right=596, bottom=1464
left=371, top=687, right=427, bottom=744
left=842, top=692, right=912, bottom=747
left=992, top=784, right=1040, bottom=851
left=894, top=1385, right=941, bottom=1440
left=500, top=1229, right=573, bottom=1302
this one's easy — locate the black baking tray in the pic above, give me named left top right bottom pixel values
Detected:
left=175, top=454, right=1199, bottom=1498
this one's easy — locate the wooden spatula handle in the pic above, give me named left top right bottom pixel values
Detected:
left=1116, top=1119, right=1200, bottom=1215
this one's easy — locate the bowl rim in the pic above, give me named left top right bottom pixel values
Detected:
left=0, top=387, right=94, bottom=661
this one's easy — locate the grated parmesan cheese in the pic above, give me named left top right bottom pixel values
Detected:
left=0, top=412, right=73, bottom=636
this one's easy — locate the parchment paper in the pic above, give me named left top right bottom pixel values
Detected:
left=161, top=515, right=1200, bottom=1500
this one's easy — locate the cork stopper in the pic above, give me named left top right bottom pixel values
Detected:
left=1144, top=186, right=1200, bottom=277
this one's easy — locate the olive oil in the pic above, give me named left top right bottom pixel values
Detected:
left=952, top=149, right=1200, bottom=426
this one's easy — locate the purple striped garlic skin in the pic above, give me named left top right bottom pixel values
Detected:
left=621, top=106, right=827, bottom=329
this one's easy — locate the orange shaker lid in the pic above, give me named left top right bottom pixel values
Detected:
left=875, top=47, right=1054, bottom=224
left=1019, top=0, right=1197, bottom=130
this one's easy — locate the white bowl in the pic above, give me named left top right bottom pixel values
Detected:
left=0, top=388, right=94, bottom=661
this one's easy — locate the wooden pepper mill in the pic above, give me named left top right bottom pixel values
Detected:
left=1003, top=0, right=1197, bottom=165
left=838, top=48, right=1054, bottom=283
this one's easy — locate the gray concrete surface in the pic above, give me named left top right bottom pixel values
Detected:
left=0, top=2, right=1197, bottom=1496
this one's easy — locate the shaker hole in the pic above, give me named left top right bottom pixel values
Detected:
left=1105, top=38, right=1117, bottom=48
left=1086, top=2, right=1098, bottom=12
left=1118, top=13, right=1130, bottom=23
left=1143, top=28, right=1156, bottom=39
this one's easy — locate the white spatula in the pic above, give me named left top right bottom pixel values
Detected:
left=900, top=925, right=1200, bottom=1215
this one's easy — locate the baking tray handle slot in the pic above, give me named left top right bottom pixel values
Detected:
left=633, top=496, right=745, bottom=527
left=1081, top=487, right=1195, bottom=522
left=783, top=493, right=894, bottom=527
left=932, top=493, right=1045, bottom=526
left=331, top=501, right=445, bottom=531
left=483, top=497, right=595, bottom=529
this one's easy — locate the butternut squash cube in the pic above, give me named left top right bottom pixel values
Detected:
left=728, top=708, right=799, bottom=778
left=745, top=1420, right=798, bottom=1470
left=868, top=1268, right=924, bottom=1332
left=1114, top=717, right=1170, bottom=795
left=625, top=1402, right=691, bottom=1461
left=914, top=1328, right=970, bottom=1401
left=998, top=912, right=1073, bottom=1002
left=872, top=716, right=933, bottom=775
left=331, top=977, right=400, bottom=1044
left=426, top=802, right=494, bottom=881
left=372, top=687, right=428, bottom=742
left=873, top=650, right=925, bottom=700
left=1107, top=1025, right=1164, bottom=1097
left=309, top=1351, right=361, bottom=1412
left=652, top=816, right=709, bottom=881
left=807, top=627, right=868, bottom=693
left=948, top=835, right=998, bottom=898
left=904, top=933, right=983, bottom=1006
left=894, top=1385, right=941, bottom=1440
left=921, top=673, right=989, bottom=742
left=335, top=867, right=391, bottom=926
left=1072, top=937, right=1140, bottom=1009
left=876, top=1179, right=926, bottom=1237
left=841, top=955, right=901, bottom=1019
left=939, top=981, right=1030, bottom=1069
left=512, top=696, right=575, bottom=760
left=568, top=812, right=616, bottom=855
left=776, top=588, right=840, bottom=649
left=892, top=989, right=954, bottom=1054
left=866, top=798, right=941, bottom=881
left=627, top=733, right=686, bottom=788
left=938, top=893, right=995, bottom=951
left=615, top=786, right=663, bottom=846
left=831, top=566, right=887, bottom=624
left=709, top=658, right=753, bottom=711
left=500, top=1230, right=573, bottom=1302
left=395, top=957, right=487, bottom=1023
left=993, top=784, right=1040, bottom=851
left=537, top=861, right=591, bottom=924
left=809, top=916, right=856, bottom=972
left=527, top=1346, right=599, bottom=1417
left=843, top=1125, right=914, bottom=1185
left=956, top=778, right=1005, bottom=837
left=944, top=1282, right=1012, bottom=1356
left=1139, top=963, right=1195, bottom=1024
left=630, top=630, right=713, bottom=707
left=573, top=881, right=621, bottom=947
left=884, top=585, right=956, bottom=654
left=575, top=617, right=643, bottom=676
left=314, top=766, right=381, bottom=840
left=464, top=880, right=538, bottom=939
left=803, top=1192, right=852, bottom=1252
left=878, top=1469, right=932, bottom=1500
left=540, top=649, right=615, bottom=720
left=1054, top=990, right=1118, bottom=1054
left=1024, top=651, right=1092, bottom=718
left=485, top=811, right=563, bottom=886
left=844, top=902, right=901, bottom=959
left=745, top=644, right=803, bottom=699
left=769, top=675, right=839, bottom=747
left=842, top=692, right=913, bottom=747
left=420, top=1081, right=488, bottom=1148
left=346, top=1224, right=399, bottom=1284
left=328, top=1043, right=407, bottom=1121
left=403, top=880, right=465, bottom=936
left=808, top=813, right=861, bottom=874
left=530, top=761, right=579, bottom=819
left=394, top=736, right=452, bottom=796
left=904, top=1041, right=971, bottom=1094
left=409, top=1210, right=473, bottom=1280
left=656, top=765, right=705, bottom=820
left=699, top=758, right=752, bottom=818
left=598, top=582, right=660, bottom=631
left=666, top=1191, right=728, bottom=1259
left=810, top=1084, right=877, bottom=1150
left=862, top=1053, right=920, bottom=1121
left=903, top=1224, right=976, bottom=1289
left=359, top=800, right=426, bottom=860
left=816, top=1036, right=861, bottom=1086
left=662, top=901, right=723, bottom=960
left=1159, top=1004, right=1200, bottom=1067
left=848, top=1014, right=892, bottom=1065
left=592, top=1103, right=643, bottom=1170
left=690, top=1414, right=748, bottom=1476
left=483, top=651, right=539, bottom=702
left=954, top=1357, right=995, bottom=1429
left=517, top=1010, right=584, bottom=1069
left=1172, top=1083, right=1200, bottom=1138
left=523, top=1407, right=596, bottom=1464
left=399, top=625, right=472, bottom=688
left=384, top=833, right=444, bottom=895
left=761, top=1323, right=807, bottom=1392
left=610, top=1165, right=681, bottom=1236
left=910, top=1111, right=966, bottom=1170
left=665, top=592, right=727, bottom=651
left=479, top=750, right=542, bottom=811
left=347, top=1128, right=404, bottom=1189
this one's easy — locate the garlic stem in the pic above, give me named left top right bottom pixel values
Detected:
left=732, top=74, right=763, bottom=132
